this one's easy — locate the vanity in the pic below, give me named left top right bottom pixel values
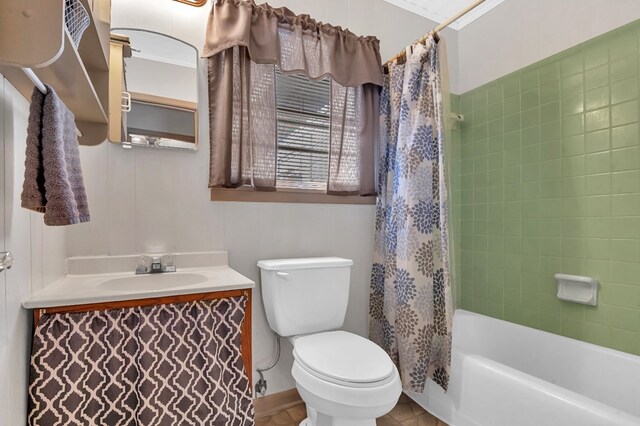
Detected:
left=23, top=252, right=256, bottom=424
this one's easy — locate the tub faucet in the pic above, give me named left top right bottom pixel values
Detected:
left=136, top=255, right=176, bottom=274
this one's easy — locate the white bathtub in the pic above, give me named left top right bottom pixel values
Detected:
left=409, top=310, right=640, bottom=426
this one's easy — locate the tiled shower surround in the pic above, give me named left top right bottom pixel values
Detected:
left=453, top=20, right=640, bottom=355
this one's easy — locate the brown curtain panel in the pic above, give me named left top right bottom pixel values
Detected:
left=204, top=0, right=383, bottom=194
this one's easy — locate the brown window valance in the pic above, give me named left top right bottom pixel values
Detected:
left=202, top=0, right=384, bottom=87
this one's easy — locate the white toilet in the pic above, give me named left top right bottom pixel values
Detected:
left=257, top=257, right=402, bottom=426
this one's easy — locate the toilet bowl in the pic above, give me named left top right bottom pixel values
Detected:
left=257, top=257, right=402, bottom=426
left=291, top=331, right=401, bottom=426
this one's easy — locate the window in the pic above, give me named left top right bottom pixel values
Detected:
left=210, top=68, right=375, bottom=204
left=206, top=0, right=381, bottom=203
left=275, top=67, right=331, bottom=191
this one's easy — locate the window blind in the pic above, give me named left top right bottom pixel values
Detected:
left=275, top=67, right=331, bottom=190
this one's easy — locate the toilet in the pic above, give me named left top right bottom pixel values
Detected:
left=257, top=257, right=402, bottom=426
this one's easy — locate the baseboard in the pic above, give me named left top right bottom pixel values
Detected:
left=254, top=388, right=304, bottom=418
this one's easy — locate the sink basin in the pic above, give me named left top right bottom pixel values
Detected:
left=98, top=273, right=208, bottom=293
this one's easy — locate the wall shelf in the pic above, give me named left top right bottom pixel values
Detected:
left=0, top=0, right=111, bottom=145
left=77, top=0, right=110, bottom=73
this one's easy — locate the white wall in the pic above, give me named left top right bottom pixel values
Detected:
left=65, top=0, right=447, bottom=395
left=457, top=0, right=640, bottom=93
left=0, top=78, right=67, bottom=425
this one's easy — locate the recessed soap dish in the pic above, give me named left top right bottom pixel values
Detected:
left=555, top=273, right=598, bottom=306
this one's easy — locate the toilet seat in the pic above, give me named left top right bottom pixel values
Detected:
left=293, top=331, right=395, bottom=388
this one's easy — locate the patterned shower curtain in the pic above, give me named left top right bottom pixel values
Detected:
left=369, top=38, right=453, bottom=393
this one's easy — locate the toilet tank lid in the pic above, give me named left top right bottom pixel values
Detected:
left=257, top=257, right=353, bottom=271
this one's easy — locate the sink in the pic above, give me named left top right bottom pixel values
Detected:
left=98, top=273, right=208, bottom=293
left=22, top=252, right=256, bottom=309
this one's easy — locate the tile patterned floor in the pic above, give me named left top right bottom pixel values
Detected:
left=256, top=393, right=448, bottom=426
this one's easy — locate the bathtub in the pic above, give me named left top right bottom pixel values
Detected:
left=409, top=310, right=640, bottom=426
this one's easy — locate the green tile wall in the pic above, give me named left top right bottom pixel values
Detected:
left=455, top=20, right=640, bottom=355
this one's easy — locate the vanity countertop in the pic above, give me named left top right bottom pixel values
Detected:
left=23, top=252, right=255, bottom=309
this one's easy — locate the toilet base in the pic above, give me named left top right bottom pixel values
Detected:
left=299, top=416, right=376, bottom=426
left=301, top=406, right=376, bottom=426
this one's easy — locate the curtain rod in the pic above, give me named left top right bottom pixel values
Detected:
left=384, top=0, right=487, bottom=67
left=21, top=67, right=83, bottom=138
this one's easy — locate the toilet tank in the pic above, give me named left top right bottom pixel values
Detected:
left=257, top=257, right=353, bottom=337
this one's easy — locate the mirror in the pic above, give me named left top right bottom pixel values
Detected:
left=113, top=28, right=199, bottom=150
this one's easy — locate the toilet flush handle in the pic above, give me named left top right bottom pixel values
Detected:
left=276, top=271, right=291, bottom=280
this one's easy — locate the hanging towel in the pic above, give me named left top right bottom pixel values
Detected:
left=21, top=84, right=90, bottom=226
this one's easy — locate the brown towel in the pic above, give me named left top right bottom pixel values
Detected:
left=21, top=84, right=90, bottom=226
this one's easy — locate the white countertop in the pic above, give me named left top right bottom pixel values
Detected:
left=23, top=253, right=255, bottom=309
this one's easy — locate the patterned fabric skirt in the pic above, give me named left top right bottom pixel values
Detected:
left=28, top=296, right=254, bottom=426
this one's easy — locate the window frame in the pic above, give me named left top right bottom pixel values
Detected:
left=210, top=186, right=375, bottom=204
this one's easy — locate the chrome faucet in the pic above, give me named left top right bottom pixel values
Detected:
left=136, top=255, right=176, bottom=274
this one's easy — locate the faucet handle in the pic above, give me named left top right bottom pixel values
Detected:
left=136, top=255, right=151, bottom=274
left=161, top=254, right=176, bottom=272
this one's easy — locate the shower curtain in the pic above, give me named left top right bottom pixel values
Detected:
left=369, top=38, right=453, bottom=393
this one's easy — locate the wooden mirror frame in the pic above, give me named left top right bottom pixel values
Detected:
left=173, top=0, right=208, bottom=6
